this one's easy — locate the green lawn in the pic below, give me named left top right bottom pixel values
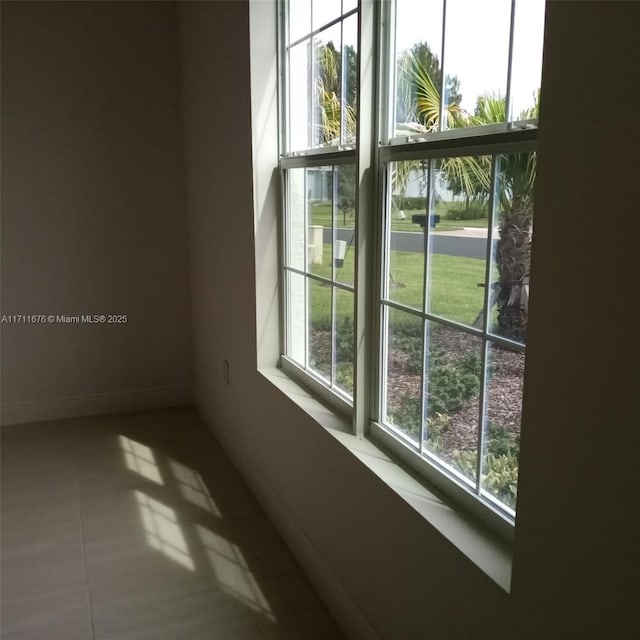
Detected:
left=306, top=244, right=489, bottom=328
left=310, top=203, right=490, bottom=233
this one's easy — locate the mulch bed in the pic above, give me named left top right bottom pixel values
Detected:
left=310, top=327, right=525, bottom=454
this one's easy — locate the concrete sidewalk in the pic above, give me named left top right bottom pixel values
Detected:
left=433, top=226, right=498, bottom=238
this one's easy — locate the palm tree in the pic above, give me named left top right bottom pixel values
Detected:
left=314, top=41, right=357, bottom=147
left=315, top=44, right=537, bottom=341
left=397, top=51, right=537, bottom=341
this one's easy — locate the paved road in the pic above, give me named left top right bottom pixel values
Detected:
left=323, top=227, right=495, bottom=260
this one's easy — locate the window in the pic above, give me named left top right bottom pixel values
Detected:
left=279, top=0, right=545, bottom=539
left=280, top=1, right=359, bottom=410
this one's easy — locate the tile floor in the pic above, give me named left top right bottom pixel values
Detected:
left=1, top=407, right=346, bottom=640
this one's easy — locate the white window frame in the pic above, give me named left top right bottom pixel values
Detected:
left=278, top=0, right=540, bottom=543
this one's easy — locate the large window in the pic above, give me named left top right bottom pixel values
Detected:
left=279, top=0, right=545, bottom=538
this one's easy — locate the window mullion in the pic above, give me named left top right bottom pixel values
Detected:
left=353, top=0, right=378, bottom=437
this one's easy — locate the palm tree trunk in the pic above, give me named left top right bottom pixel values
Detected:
left=495, top=206, right=532, bottom=342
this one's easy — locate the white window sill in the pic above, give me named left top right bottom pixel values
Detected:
left=258, top=365, right=512, bottom=592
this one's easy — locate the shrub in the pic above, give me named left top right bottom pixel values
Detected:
left=335, top=316, right=354, bottom=362
left=388, top=321, right=423, bottom=374
left=387, top=395, right=421, bottom=437
left=444, top=203, right=488, bottom=220
left=451, top=449, right=518, bottom=509
left=335, top=362, right=354, bottom=394
left=486, top=422, right=520, bottom=457
left=403, top=196, right=428, bottom=210
left=426, top=412, right=450, bottom=452
left=427, top=355, right=481, bottom=414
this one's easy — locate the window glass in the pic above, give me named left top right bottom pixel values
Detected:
left=509, top=0, right=545, bottom=121
left=288, top=42, right=312, bottom=151
left=424, top=322, right=482, bottom=488
left=333, top=164, right=356, bottom=285
left=334, top=288, right=355, bottom=396
left=393, top=0, right=543, bottom=139
left=383, top=307, right=424, bottom=446
left=442, top=0, right=511, bottom=129
left=341, top=14, right=358, bottom=146
left=313, top=23, right=343, bottom=147
left=313, top=0, right=341, bottom=30
left=394, top=0, right=444, bottom=137
left=379, top=148, right=532, bottom=518
left=481, top=342, right=524, bottom=511
left=289, top=0, right=311, bottom=43
left=287, top=271, right=307, bottom=365
left=386, top=161, right=426, bottom=311
left=426, top=156, right=491, bottom=327
left=285, top=167, right=307, bottom=271
left=284, top=165, right=356, bottom=401
left=489, top=151, right=535, bottom=345
left=342, top=0, right=358, bottom=14
left=286, top=0, right=358, bottom=151
left=308, top=278, right=333, bottom=380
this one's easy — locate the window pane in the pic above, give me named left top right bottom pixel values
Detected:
left=286, top=167, right=308, bottom=271
left=284, top=164, right=356, bottom=402
left=289, top=41, right=312, bottom=151
left=489, top=151, right=535, bottom=345
left=480, top=342, right=524, bottom=511
left=289, top=0, right=311, bottom=44
left=334, top=288, right=354, bottom=396
left=334, top=164, right=356, bottom=286
left=386, top=161, right=426, bottom=311
left=342, top=0, right=358, bottom=15
left=383, top=307, right=423, bottom=446
left=313, top=24, right=343, bottom=147
left=426, top=157, right=490, bottom=327
left=288, top=6, right=358, bottom=151
left=308, top=278, right=332, bottom=380
left=442, top=0, right=511, bottom=129
left=313, top=23, right=357, bottom=147
left=394, top=0, right=444, bottom=137
left=307, top=166, right=333, bottom=278
left=341, top=14, right=358, bottom=146
left=424, top=323, right=482, bottom=487
left=509, top=0, right=544, bottom=121
left=313, top=0, right=341, bottom=30
left=286, top=271, right=307, bottom=365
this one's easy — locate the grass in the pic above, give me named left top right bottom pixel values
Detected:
left=305, top=244, right=489, bottom=327
left=310, top=203, right=490, bottom=233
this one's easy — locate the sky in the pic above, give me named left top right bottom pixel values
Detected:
left=289, top=0, right=546, bottom=120
left=395, top=0, right=546, bottom=117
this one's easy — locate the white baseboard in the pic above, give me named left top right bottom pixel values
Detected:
left=196, top=402, right=381, bottom=640
left=1, top=386, right=192, bottom=426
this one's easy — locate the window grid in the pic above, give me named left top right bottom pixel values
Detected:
left=282, top=163, right=356, bottom=404
left=279, top=0, right=542, bottom=539
left=376, top=144, right=530, bottom=529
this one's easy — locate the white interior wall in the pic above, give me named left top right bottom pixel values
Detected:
left=1, top=0, right=192, bottom=424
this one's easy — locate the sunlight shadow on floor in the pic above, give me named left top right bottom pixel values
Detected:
left=168, top=458, right=221, bottom=516
left=196, top=524, right=276, bottom=623
left=135, top=490, right=194, bottom=571
left=119, top=436, right=164, bottom=485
